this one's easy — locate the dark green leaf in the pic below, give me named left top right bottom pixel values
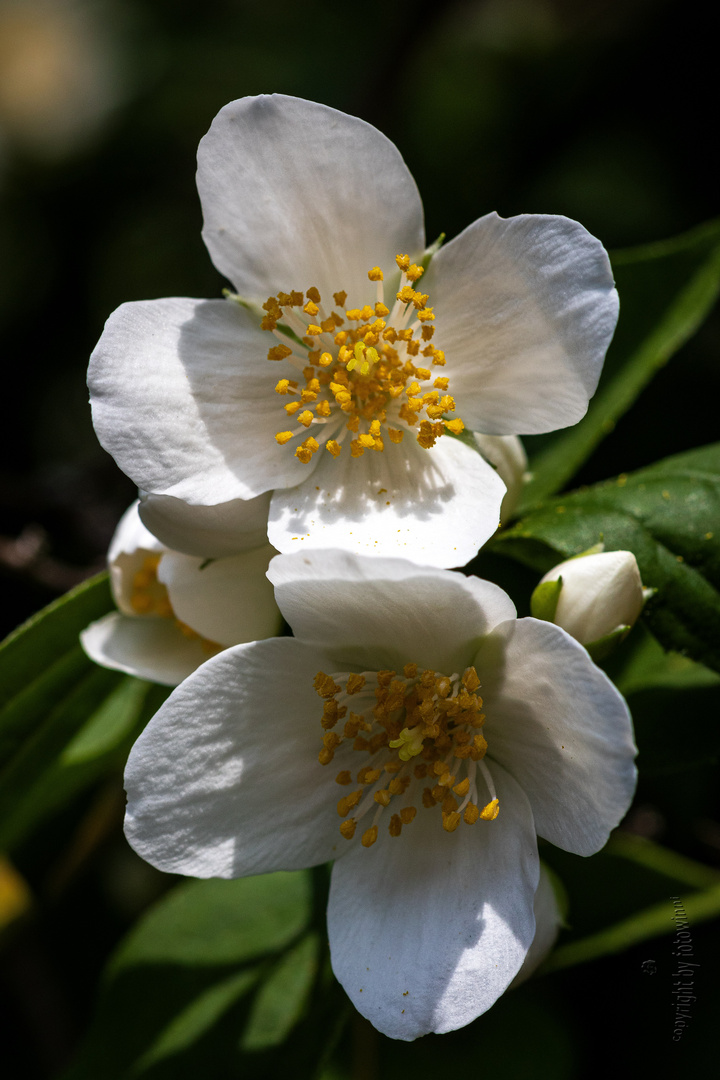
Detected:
left=66, top=872, right=314, bottom=1080
left=0, top=679, right=169, bottom=851
left=520, top=219, right=720, bottom=509
left=494, top=443, right=720, bottom=670
left=0, top=573, right=169, bottom=849
left=241, top=932, right=319, bottom=1051
left=0, top=572, right=113, bottom=766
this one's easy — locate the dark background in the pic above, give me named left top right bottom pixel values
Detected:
left=0, top=1, right=717, bottom=1076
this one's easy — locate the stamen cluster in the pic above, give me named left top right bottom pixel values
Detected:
left=263, top=255, right=465, bottom=464
left=314, top=662, right=499, bottom=849
left=129, top=554, right=220, bottom=652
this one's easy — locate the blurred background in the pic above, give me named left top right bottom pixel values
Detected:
left=0, top=0, right=717, bottom=1076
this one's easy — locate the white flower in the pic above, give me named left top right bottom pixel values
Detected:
left=532, top=548, right=651, bottom=656
left=81, top=501, right=281, bottom=686
left=89, top=94, right=618, bottom=569
left=473, top=434, right=528, bottom=523
left=123, top=550, right=636, bottom=1039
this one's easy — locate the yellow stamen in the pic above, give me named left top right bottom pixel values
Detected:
left=263, top=256, right=465, bottom=463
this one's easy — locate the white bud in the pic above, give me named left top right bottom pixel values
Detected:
left=473, top=434, right=528, bottom=523
left=532, top=549, right=650, bottom=655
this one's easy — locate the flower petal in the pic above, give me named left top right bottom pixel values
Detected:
left=157, top=545, right=281, bottom=647
left=473, top=433, right=528, bottom=523
left=267, top=430, right=506, bottom=569
left=476, top=617, right=637, bottom=855
left=139, top=491, right=272, bottom=558
left=510, top=863, right=562, bottom=987
left=107, top=501, right=165, bottom=615
left=425, top=213, right=618, bottom=434
left=124, top=638, right=354, bottom=878
left=268, top=550, right=516, bottom=675
left=89, top=297, right=310, bottom=502
left=108, top=500, right=164, bottom=563
left=198, top=94, right=425, bottom=304
left=80, top=612, right=211, bottom=686
left=327, top=761, right=538, bottom=1040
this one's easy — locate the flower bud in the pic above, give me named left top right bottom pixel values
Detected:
left=531, top=548, right=650, bottom=659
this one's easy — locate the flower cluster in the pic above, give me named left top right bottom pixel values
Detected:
left=85, top=95, right=637, bottom=1042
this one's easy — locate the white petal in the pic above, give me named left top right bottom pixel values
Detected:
left=124, top=638, right=354, bottom=878
left=327, top=761, right=539, bottom=1040
left=268, top=550, right=516, bottom=675
left=89, top=297, right=310, bottom=503
left=157, top=545, right=281, bottom=646
left=476, top=618, right=637, bottom=855
left=81, top=612, right=212, bottom=686
left=107, top=502, right=166, bottom=615
left=139, top=491, right=272, bottom=558
left=267, top=430, right=506, bottom=569
left=426, top=213, right=618, bottom=434
left=473, top=433, right=528, bottom=523
left=510, top=864, right=562, bottom=987
left=197, top=95, right=425, bottom=305
left=108, top=500, right=164, bottom=563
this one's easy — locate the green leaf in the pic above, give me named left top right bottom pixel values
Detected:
left=241, top=932, right=319, bottom=1051
left=530, top=577, right=562, bottom=621
left=0, top=679, right=169, bottom=851
left=0, top=572, right=114, bottom=766
left=538, top=833, right=720, bottom=975
left=606, top=622, right=720, bottom=696
left=0, top=572, right=168, bottom=850
left=67, top=872, right=314, bottom=1080
left=494, top=443, right=720, bottom=671
left=519, top=218, right=720, bottom=510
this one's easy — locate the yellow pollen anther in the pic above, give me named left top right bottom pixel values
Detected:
left=337, top=790, right=363, bottom=817
left=346, top=673, right=366, bottom=695
left=265, top=260, right=463, bottom=466
left=335, top=771, right=352, bottom=785
left=275, top=431, right=293, bottom=445
left=442, top=811, right=462, bottom=833
left=361, top=826, right=379, bottom=848
left=480, top=799, right=500, bottom=821
left=267, top=344, right=293, bottom=361
left=464, top=803, right=480, bottom=825
left=340, top=819, right=356, bottom=839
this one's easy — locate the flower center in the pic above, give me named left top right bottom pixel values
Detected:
left=314, top=663, right=499, bottom=848
left=263, top=254, right=465, bottom=465
left=129, top=554, right=221, bottom=654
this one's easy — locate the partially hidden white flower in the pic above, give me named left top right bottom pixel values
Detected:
left=473, top=434, right=528, bottom=523
left=123, top=549, right=636, bottom=1039
left=81, top=500, right=281, bottom=686
left=88, top=94, right=619, bottom=569
left=531, top=547, right=651, bottom=659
